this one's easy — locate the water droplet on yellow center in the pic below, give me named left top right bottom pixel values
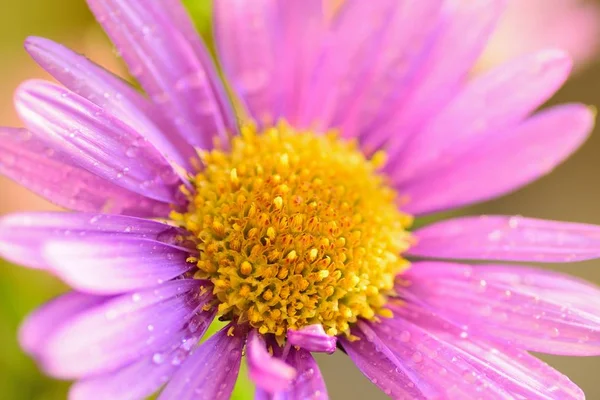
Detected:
left=171, top=121, right=413, bottom=338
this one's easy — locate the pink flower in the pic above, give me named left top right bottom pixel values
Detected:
left=1, top=1, right=600, bottom=399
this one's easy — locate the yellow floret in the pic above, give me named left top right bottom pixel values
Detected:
left=171, top=121, right=412, bottom=338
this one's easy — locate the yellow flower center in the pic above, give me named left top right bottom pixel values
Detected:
left=172, top=122, right=412, bottom=338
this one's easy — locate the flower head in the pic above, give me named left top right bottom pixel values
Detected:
left=2, top=0, right=600, bottom=399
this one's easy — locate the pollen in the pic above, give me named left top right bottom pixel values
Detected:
left=172, top=121, right=413, bottom=337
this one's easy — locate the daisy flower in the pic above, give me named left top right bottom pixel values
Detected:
left=2, top=0, right=600, bottom=399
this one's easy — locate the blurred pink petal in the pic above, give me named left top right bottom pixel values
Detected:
left=477, top=0, right=600, bottom=71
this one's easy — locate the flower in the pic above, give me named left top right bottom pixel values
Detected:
left=2, top=0, right=600, bottom=399
left=477, top=0, right=600, bottom=72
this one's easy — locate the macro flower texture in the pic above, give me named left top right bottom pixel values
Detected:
left=3, top=0, right=600, bottom=399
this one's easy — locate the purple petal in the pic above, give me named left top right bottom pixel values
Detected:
left=364, top=314, right=584, bottom=399
left=391, top=301, right=585, bottom=398
left=43, top=237, right=192, bottom=294
left=0, top=211, right=184, bottom=269
left=87, top=0, right=235, bottom=150
left=19, top=291, right=109, bottom=357
left=364, top=0, right=505, bottom=154
left=69, top=300, right=216, bottom=400
left=38, top=279, right=213, bottom=378
left=333, top=0, right=444, bottom=140
left=158, top=324, right=245, bottom=400
left=0, top=127, right=170, bottom=217
left=401, top=103, right=594, bottom=215
left=287, top=324, right=337, bottom=354
left=213, top=0, right=279, bottom=124
left=159, top=0, right=237, bottom=135
left=450, top=338, right=584, bottom=400
left=24, top=37, right=195, bottom=170
left=297, top=0, right=400, bottom=130
left=390, top=50, right=573, bottom=183
left=402, top=262, right=600, bottom=356
left=247, top=330, right=296, bottom=392
left=214, top=0, right=324, bottom=126
left=283, top=348, right=328, bottom=400
left=340, top=326, right=428, bottom=399
left=15, top=81, right=184, bottom=204
left=409, top=215, right=600, bottom=262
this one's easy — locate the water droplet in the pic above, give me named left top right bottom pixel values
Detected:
left=171, top=349, right=187, bottom=366
left=126, top=146, right=140, bottom=158
left=132, top=293, right=141, bottom=302
left=399, top=331, right=411, bottom=342
left=411, top=351, right=423, bottom=363
left=462, top=370, right=477, bottom=383
left=188, top=315, right=206, bottom=334
left=141, top=25, right=153, bottom=36
left=488, top=230, right=503, bottom=241
left=152, top=353, right=165, bottom=364
left=239, top=69, right=269, bottom=94
left=147, top=324, right=154, bottom=332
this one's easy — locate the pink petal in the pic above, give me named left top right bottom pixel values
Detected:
left=389, top=49, right=573, bottom=183
left=0, top=212, right=183, bottom=270
left=19, top=291, right=109, bottom=357
left=15, top=81, right=184, bottom=204
left=158, top=0, right=238, bottom=135
left=247, top=330, right=297, bottom=392
left=284, top=348, right=328, bottom=400
left=402, top=262, right=600, bottom=356
left=409, top=215, right=600, bottom=262
left=24, top=36, right=195, bottom=170
left=43, top=237, right=192, bottom=294
left=87, top=0, right=235, bottom=150
left=37, top=279, right=213, bottom=378
left=69, top=303, right=217, bottom=400
left=297, top=0, right=400, bottom=129
left=363, top=0, right=506, bottom=154
left=340, top=326, right=428, bottom=399
left=287, top=324, right=337, bottom=354
left=479, top=0, right=600, bottom=71
left=213, top=0, right=324, bottom=126
left=334, top=0, right=444, bottom=140
left=256, top=348, right=328, bottom=400
left=0, top=127, right=170, bottom=217
left=401, top=103, right=594, bottom=215
left=213, top=0, right=279, bottom=124
left=360, top=314, right=584, bottom=399
left=158, top=324, right=245, bottom=400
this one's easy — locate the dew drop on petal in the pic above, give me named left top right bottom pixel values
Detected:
left=399, top=330, right=411, bottom=342
left=411, top=351, right=423, bottom=363
left=152, top=353, right=165, bottom=364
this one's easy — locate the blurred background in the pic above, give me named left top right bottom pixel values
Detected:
left=1, top=0, right=600, bottom=398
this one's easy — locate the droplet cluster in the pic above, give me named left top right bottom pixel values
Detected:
left=172, top=122, right=412, bottom=337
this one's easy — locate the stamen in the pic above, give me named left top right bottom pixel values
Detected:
left=172, top=121, right=412, bottom=338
